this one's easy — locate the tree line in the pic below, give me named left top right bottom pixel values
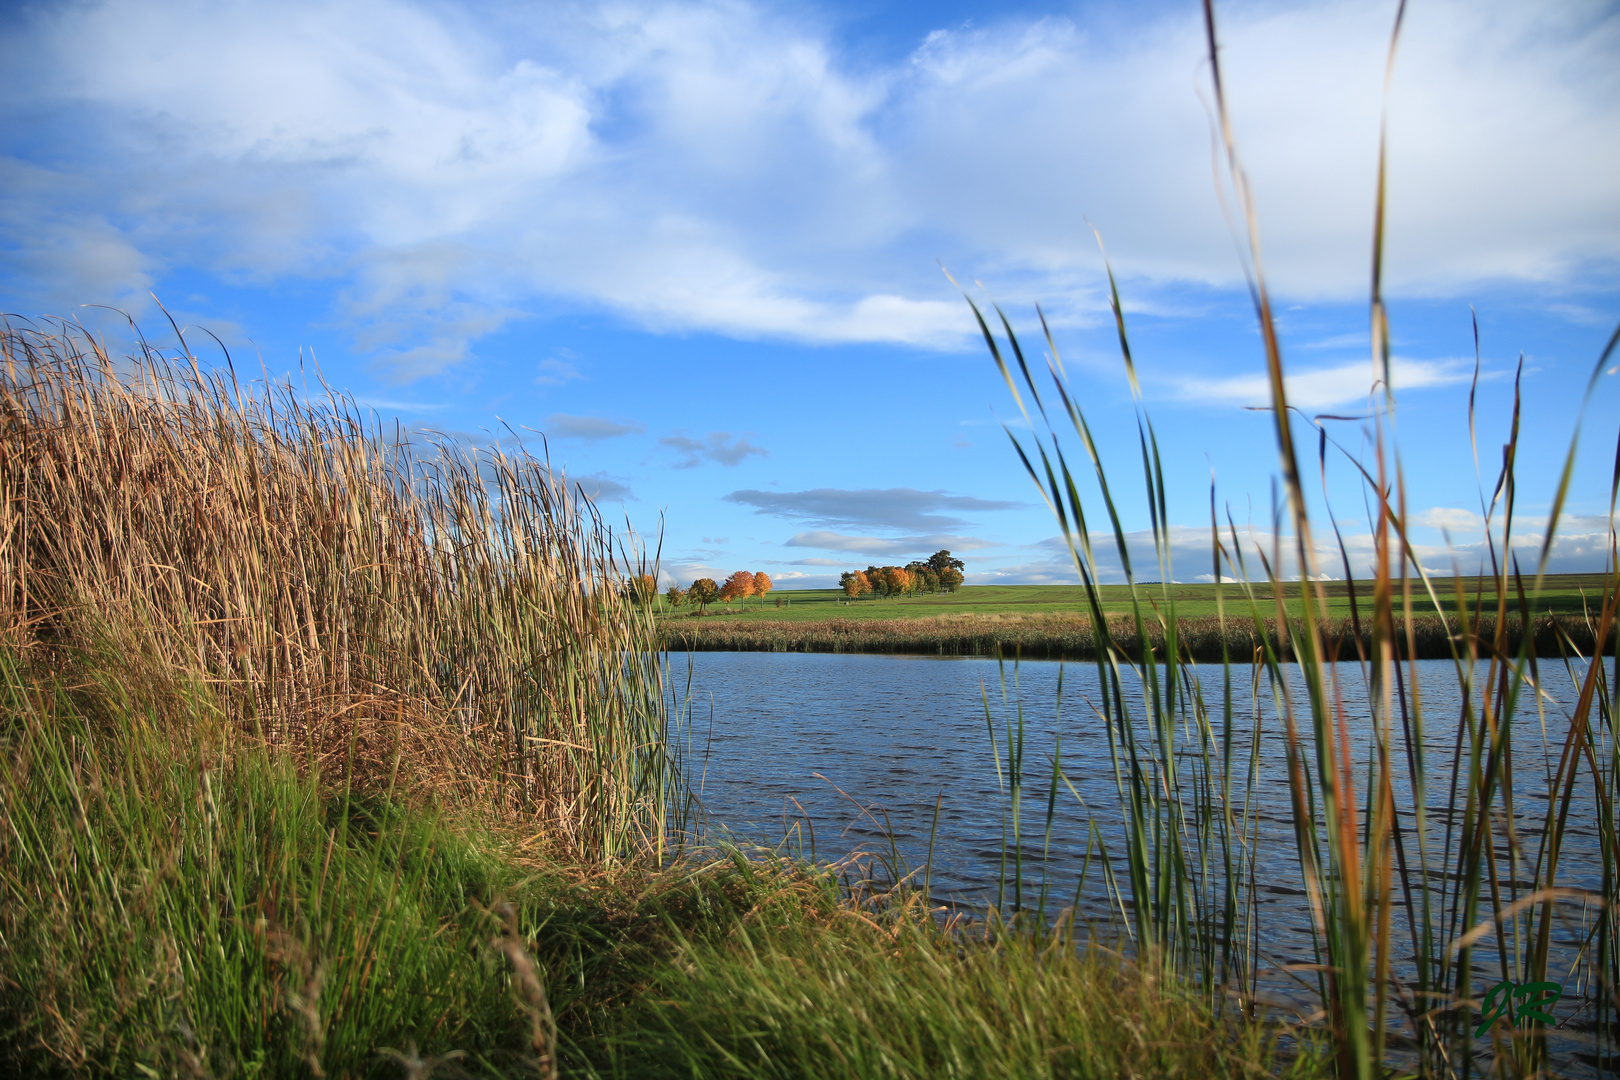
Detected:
left=839, top=550, right=964, bottom=599
left=662, top=570, right=774, bottom=613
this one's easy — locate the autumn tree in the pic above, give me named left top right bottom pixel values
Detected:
left=624, top=573, right=658, bottom=605
left=752, top=572, right=773, bottom=606
left=862, top=565, right=914, bottom=597
left=719, top=570, right=755, bottom=605
left=839, top=552, right=963, bottom=598
left=839, top=570, right=870, bottom=598
left=688, top=577, right=719, bottom=612
left=665, top=584, right=686, bottom=608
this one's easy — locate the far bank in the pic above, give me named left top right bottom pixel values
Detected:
left=659, top=584, right=1615, bottom=662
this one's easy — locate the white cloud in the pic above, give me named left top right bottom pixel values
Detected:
left=1413, top=507, right=1485, bottom=532
left=1168, top=357, right=1474, bottom=410
left=1, top=0, right=1615, bottom=373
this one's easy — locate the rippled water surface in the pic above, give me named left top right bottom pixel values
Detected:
left=680, top=650, right=1615, bottom=1069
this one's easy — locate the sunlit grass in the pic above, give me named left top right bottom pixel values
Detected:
left=0, top=313, right=1316, bottom=1077
left=957, top=4, right=1620, bottom=1078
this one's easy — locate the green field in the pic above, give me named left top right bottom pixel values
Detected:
left=667, top=573, right=1613, bottom=624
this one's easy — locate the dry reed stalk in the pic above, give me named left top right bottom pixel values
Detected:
left=0, top=315, right=675, bottom=864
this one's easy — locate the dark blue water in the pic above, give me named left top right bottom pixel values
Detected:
left=675, top=651, right=1616, bottom=1067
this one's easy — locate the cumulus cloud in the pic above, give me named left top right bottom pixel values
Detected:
left=661, top=432, right=767, bottom=467
left=726, top=486, right=1021, bottom=531
left=1, top=0, right=1614, bottom=375
left=543, top=413, right=646, bottom=441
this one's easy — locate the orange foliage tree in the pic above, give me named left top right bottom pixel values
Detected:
left=752, top=572, right=773, bottom=606
left=839, top=570, right=871, bottom=598
left=719, top=570, right=755, bottom=604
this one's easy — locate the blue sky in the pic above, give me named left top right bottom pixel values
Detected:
left=2, top=0, right=1617, bottom=588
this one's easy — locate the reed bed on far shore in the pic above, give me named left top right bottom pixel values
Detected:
left=665, top=611, right=1613, bottom=663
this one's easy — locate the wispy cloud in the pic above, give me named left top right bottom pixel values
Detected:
left=569, top=470, right=634, bottom=502
left=784, top=530, right=995, bottom=557
left=543, top=413, right=646, bottom=441
left=661, top=432, right=767, bottom=468
left=1412, top=506, right=1484, bottom=532
left=535, top=356, right=584, bottom=386
left=1167, top=357, right=1474, bottom=410
left=725, top=486, right=1021, bottom=531
left=355, top=397, right=449, bottom=413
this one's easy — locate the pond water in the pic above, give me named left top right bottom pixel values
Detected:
left=676, top=650, right=1616, bottom=1068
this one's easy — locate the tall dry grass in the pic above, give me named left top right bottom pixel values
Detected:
left=0, top=314, right=675, bottom=863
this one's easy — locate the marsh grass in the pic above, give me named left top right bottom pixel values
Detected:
left=961, top=4, right=1620, bottom=1077
left=665, top=611, right=1610, bottom=664
left=0, top=315, right=674, bottom=862
left=0, top=313, right=1311, bottom=1077
left=595, top=902, right=1316, bottom=1080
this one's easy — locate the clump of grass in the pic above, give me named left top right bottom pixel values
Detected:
left=0, top=643, right=540, bottom=1076
left=0, top=315, right=674, bottom=862
left=594, top=901, right=1319, bottom=1080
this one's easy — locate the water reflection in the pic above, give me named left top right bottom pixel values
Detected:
left=680, top=651, right=1614, bottom=1068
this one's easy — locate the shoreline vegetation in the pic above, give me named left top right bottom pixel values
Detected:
left=661, top=602, right=1616, bottom=662
left=0, top=318, right=1305, bottom=1077
left=3, top=5, right=1616, bottom=1077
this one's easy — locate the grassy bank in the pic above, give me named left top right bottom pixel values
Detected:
left=0, top=644, right=1309, bottom=1079
left=666, top=576, right=1615, bottom=623
left=0, top=318, right=1308, bottom=1077
left=665, top=610, right=1615, bottom=662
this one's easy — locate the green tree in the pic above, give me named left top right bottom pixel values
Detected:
left=688, top=577, right=719, bottom=612
left=938, top=566, right=964, bottom=593
left=665, top=584, right=686, bottom=608
left=926, top=549, right=964, bottom=573
left=905, top=561, right=941, bottom=594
